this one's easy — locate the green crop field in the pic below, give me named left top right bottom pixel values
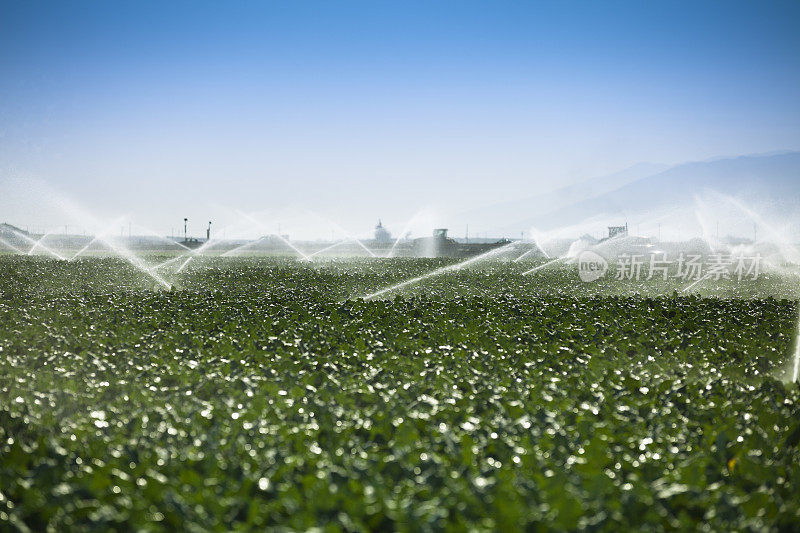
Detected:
left=1, top=256, right=799, bottom=531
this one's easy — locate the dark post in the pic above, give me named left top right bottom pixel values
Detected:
left=207, top=221, right=211, bottom=241
left=184, top=218, right=188, bottom=243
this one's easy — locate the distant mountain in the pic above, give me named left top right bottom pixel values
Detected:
left=451, top=162, right=668, bottom=234
left=522, top=151, right=800, bottom=231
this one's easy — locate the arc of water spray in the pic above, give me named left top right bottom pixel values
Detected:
left=521, top=231, right=631, bottom=276
left=322, top=223, right=377, bottom=257
left=152, top=254, right=191, bottom=271
left=26, top=196, right=172, bottom=288
left=681, top=272, right=712, bottom=293
left=70, top=236, right=106, bottom=261
left=352, top=236, right=378, bottom=257
left=513, top=248, right=536, bottom=262
left=151, top=227, right=234, bottom=271
left=8, top=229, right=66, bottom=260
left=513, top=227, right=550, bottom=262
left=0, top=236, right=26, bottom=254
left=192, top=231, right=228, bottom=255
left=271, top=233, right=313, bottom=261
left=682, top=203, right=719, bottom=294
left=386, top=230, right=410, bottom=258
left=27, top=231, right=54, bottom=255
left=151, top=218, right=243, bottom=265
left=133, top=224, right=196, bottom=253
left=131, top=221, right=225, bottom=274
left=161, top=225, right=235, bottom=264
left=386, top=212, right=427, bottom=258
left=693, top=197, right=731, bottom=254
left=387, top=237, right=404, bottom=258
left=514, top=240, right=550, bottom=262
left=308, top=239, right=349, bottom=258
left=175, top=256, right=193, bottom=274
left=221, top=233, right=313, bottom=262
left=221, top=236, right=267, bottom=257
left=165, top=226, right=235, bottom=262
left=235, top=211, right=312, bottom=261
left=69, top=217, right=126, bottom=261
left=298, top=209, right=378, bottom=258
left=715, top=192, right=800, bottom=263
left=790, top=304, right=800, bottom=383
left=521, top=256, right=566, bottom=275
left=362, top=241, right=519, bottom=300
left=95, top=235, right=171, bottom=289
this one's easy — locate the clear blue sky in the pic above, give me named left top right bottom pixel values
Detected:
left=1, top=0, right=799, bottom=237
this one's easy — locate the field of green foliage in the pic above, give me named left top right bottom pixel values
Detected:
left=1, top=255, right=799, bottom=531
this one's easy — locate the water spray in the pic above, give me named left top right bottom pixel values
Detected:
left=134, top=223, right=195, bottom=253
left=681, top=272, right=714, bottom=293
left=521, top=256, right=566, bottom=275
left=362, top=241, right=519, bottom=300
left=698, top=191, right=800, bottom=382
left=513, top=240, right=550, bottom=262
left=190, top=225, right=234, bottom=256
left=270, top=233, right=312, bottom=261
left=8, top=228, right=66, bottom=260
left=300, top=210, right=379, bottom=258
left=386, top=216, right=419, bottom=258
left=234, top=211, right=313, bottom=261
left=95, top=235, right=172, bottom=289
left=27, top=230, right=55, bottom=255
left=175, top=256, right=193, bottom=274
left=0, top=236, right=26, bottom=254
left=323, top=225, right=378, bottom=257
left=69, top=217, right=126, bottom=261
left=152, top=254, right=191, bottom=271
left=220, top=237, right=265, bottom=257
left=791, top=307, right=800, bottom=383
left=308, top=239, right=349, bottom=258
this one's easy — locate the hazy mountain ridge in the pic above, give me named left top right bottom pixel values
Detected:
left=451, top=162, right=668, bottom=235
left=540, top=151, right=800, bottom=228
left=490, top=151, right=800, bottom=233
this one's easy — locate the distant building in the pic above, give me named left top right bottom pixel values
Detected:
left=374, top=220, right=392, bottom=243
left=608, top=224, right=628, bottom=239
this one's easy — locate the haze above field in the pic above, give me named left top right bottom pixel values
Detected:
left=1, top=1, right=799, bottom=238
left=455, top=151, right=800, bottom=240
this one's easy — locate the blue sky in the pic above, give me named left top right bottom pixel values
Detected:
left=1, top=0, right=799, bottom=236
